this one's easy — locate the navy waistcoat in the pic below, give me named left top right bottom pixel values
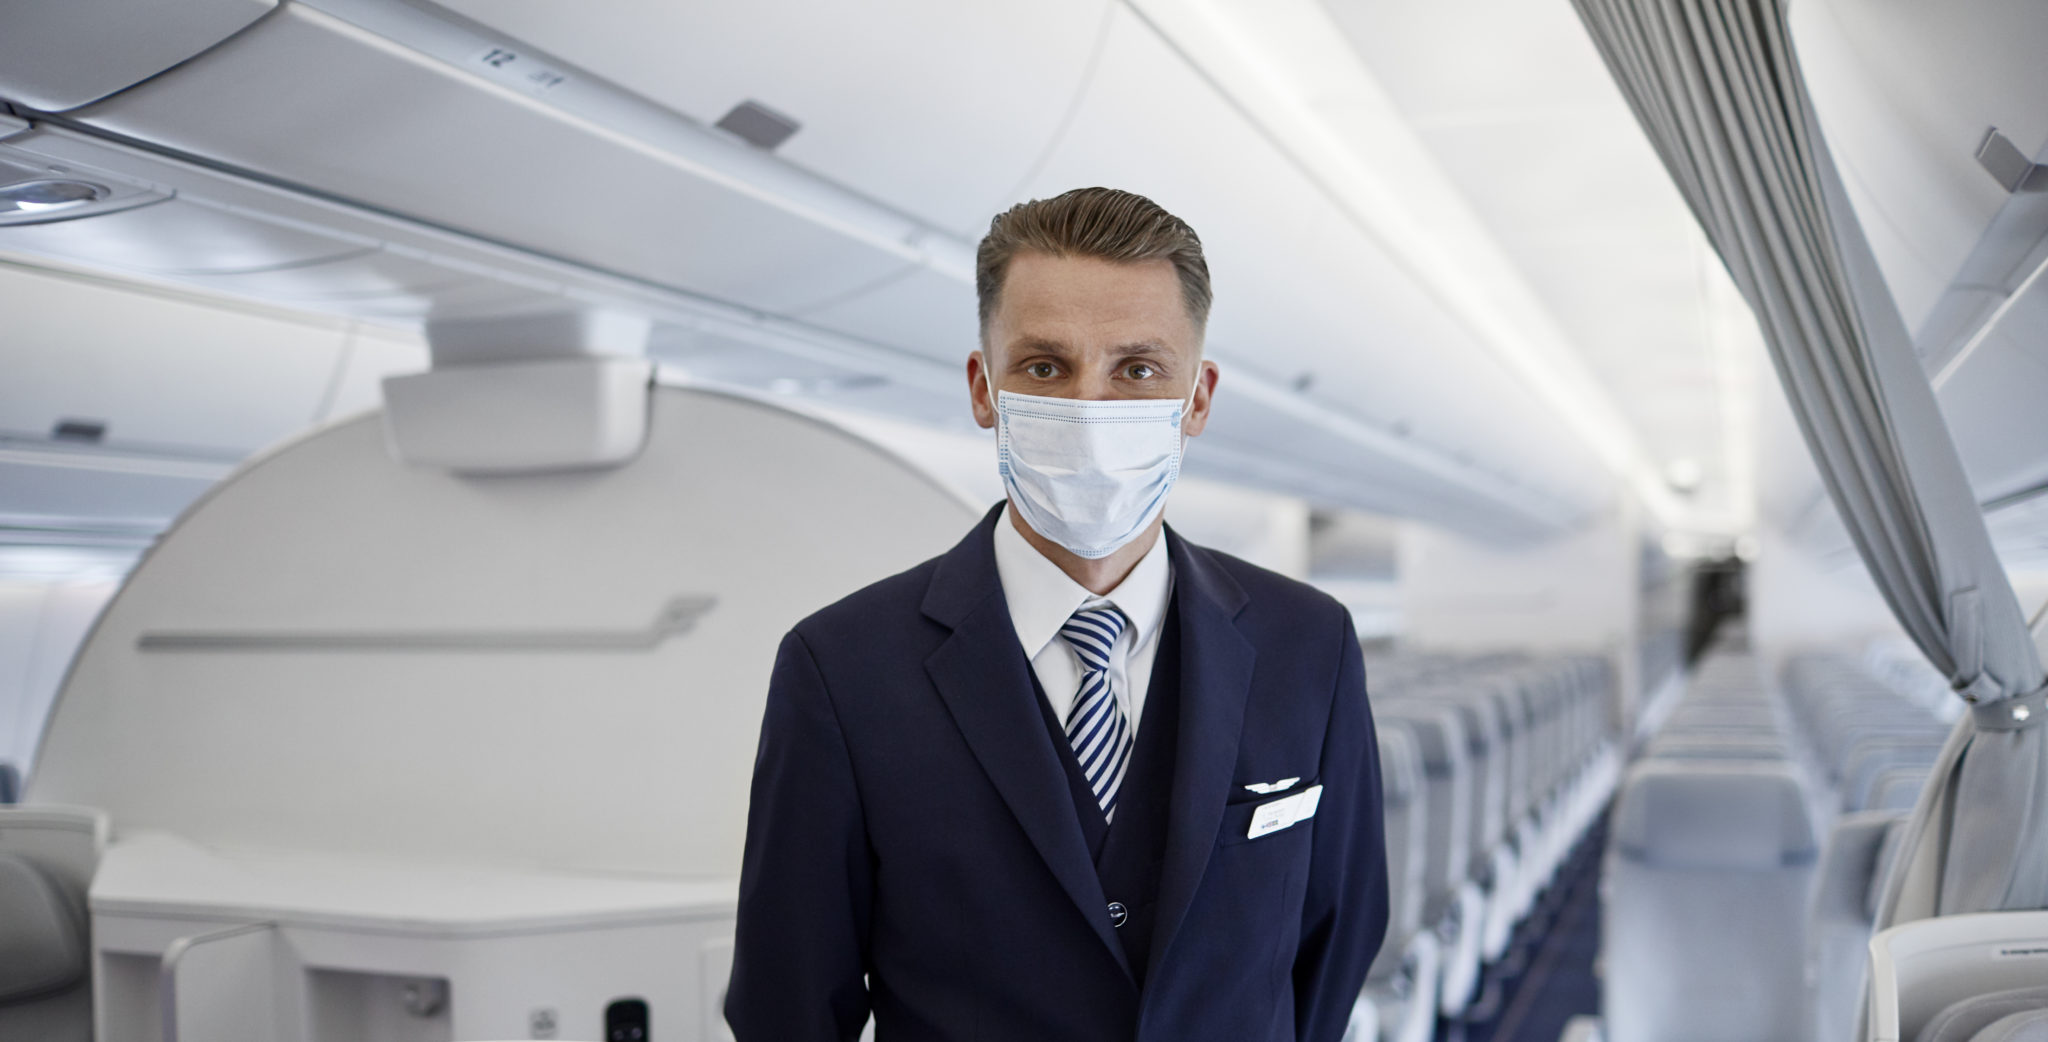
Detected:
left=1034, top=597, right=1184, bottom=982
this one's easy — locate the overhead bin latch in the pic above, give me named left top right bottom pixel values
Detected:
left=381, top=310, right=654, bottom=474
left=1977, top=128, right=2046, bottom=194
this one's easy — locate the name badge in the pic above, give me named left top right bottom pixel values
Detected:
left=1247, top=785, right=1324, bottom=840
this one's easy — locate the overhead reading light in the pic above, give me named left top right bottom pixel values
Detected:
left=0, top=179, right=107, bottom=215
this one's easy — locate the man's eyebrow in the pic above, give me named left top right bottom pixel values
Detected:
left=1005, top=336, right=1074, bottom=359
left=1115, top=341, right=1169, bottom=356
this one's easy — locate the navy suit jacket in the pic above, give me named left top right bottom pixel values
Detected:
left=726, top=505, right=1388, bottom=1042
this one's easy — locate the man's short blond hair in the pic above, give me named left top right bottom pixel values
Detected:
left=975, top=187, right=1212, bottom=339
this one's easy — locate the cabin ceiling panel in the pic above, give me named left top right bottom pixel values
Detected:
left=1323, top=0, right=1759, bottom=533
left=1012, top=5, right=1608, bottom=517
left=417, top=0, right=1111, bottom=238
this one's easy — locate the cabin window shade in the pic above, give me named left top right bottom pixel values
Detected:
left=1567, top=0, right=2048, bottom=924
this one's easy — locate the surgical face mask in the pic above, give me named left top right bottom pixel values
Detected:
left=988, top=371, right=1197, bottom=560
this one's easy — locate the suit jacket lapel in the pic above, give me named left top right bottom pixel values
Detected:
left=1145, top=529, right=1254, bottom=983
left=922, top=506, right=1135, bottom=981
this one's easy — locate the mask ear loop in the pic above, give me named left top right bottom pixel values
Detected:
left=1176, top=359, right=1204, bottom=429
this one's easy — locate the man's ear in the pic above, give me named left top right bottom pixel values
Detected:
left=967, top=350, right=997, bottom=430
left=1183, top=358, right=1220, bottom=437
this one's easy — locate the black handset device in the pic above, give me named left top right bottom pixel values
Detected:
left=605, top=997, right=649, bottom=1042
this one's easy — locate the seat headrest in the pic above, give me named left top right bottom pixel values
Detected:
left=0, top=853, right=86, bottom=1002
left=1613, top=762, right=1815, bottom=868
left=1646, top=736, right=1790, bottom=762
left=1868, top=769, right=1929, bottom=813
left=1376, top=705, right=1466, bottom=774
left=1913, top=986, right=2048, bottom=1042
left=1376, top=726, right=1421, bottom=806
left=1969, top=1010, right=2048, bottom=1042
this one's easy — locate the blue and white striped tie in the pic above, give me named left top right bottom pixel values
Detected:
left=1060, top=605, right=1133, bottom=822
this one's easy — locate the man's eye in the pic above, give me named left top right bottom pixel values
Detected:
left=1026, top=362, right=1057, bottom=378
left=1126, top=363, right=1156, bottom=380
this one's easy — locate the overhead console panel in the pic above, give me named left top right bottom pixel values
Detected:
left=0, top=0, right=277, bottom=112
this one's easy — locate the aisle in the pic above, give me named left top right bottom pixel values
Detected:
left=1450, top=815, right=1607, bottom=1042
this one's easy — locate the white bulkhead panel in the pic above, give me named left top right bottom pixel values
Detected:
left=29, top=387, right=979, bottom=876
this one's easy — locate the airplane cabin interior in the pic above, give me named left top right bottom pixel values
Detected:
left=1, top=1, right=2046, bottom=1041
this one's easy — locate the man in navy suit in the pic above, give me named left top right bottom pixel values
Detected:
left=726, top=187, right=1387, bottom=1041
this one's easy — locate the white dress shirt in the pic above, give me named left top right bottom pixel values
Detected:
left=991, top=503, right=1175, bottom=733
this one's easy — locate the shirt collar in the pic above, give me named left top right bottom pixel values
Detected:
left=991, top=502, right=1174, bottom=661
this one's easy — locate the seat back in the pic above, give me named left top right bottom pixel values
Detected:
left=0, top=806, right=105, bottom=1042
left=1368, top=724, right=1426, bottom=981
left=1603, top=760, right=1816, bottom=1042
left=1808, top=810, right=1908, bottom=1042
left=1867, top=767, right=1929, bottom=813
left=1915, top=987, right=2048, bottom=1042
left=1435, top=691, right=1505, bottom=878
left=1869, top=912, right=2048, bottom=1042
left=1376, top=702, right=1471, bottom=924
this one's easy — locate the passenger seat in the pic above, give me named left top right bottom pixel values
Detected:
left=0, top=807, right=104, bottom=1042
left=1603, top=759, right=1817, bottom=1042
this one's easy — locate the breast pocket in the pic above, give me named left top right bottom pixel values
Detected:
left=1218, top=775, right=1323, bottom=847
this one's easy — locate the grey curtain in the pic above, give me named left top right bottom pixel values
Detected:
left=1567, top=0, right=2048, bottom=921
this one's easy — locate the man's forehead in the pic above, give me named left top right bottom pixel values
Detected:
left=993, top=256, right=1197, bottom=347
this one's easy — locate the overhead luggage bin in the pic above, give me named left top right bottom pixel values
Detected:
left=0, top=0, right=276, bottom=112
left=25, top=384, right=979, bottom=1042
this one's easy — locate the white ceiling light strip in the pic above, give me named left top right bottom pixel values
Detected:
left=1125, top=0, right=1686, bottom=528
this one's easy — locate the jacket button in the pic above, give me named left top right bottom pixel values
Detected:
left=1107, top=901, right=1128, bottom=928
